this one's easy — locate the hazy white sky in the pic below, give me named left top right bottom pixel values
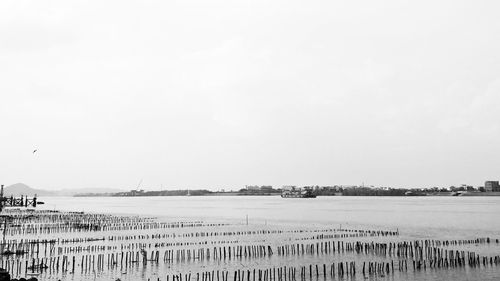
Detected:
left=1, top=0, right=499, bottom=190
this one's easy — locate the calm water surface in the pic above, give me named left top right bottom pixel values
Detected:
left=40, top=196, right=500, bottom=239
left=31, top=196, right=500, bottom=281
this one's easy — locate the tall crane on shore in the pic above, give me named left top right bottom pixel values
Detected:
left=136, top=178, right=143, bottom=191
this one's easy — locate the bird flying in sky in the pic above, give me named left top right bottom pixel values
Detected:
left=33, top=149, right=37, bottom=154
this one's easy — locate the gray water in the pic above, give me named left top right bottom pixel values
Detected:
left=27, top=196, right=500, bottom=281
left=41, top=195, right=500, bottom=239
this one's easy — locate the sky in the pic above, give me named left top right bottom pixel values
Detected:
left=1, top=0, right=500, bottom=190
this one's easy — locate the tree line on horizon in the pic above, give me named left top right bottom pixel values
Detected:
left=74, top=184, right=487, bottom=197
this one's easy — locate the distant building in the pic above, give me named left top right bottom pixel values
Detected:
left=245, top=185, right=260, bottom=191
left=243, top=185, right=275, bottom=193
left=260, top=186, right=274, bottom=191
left=129, top=189, right=145, bottom=196
left=282, top=186, right=297, bottom=191
left=485, top=181, right=500, bottom=192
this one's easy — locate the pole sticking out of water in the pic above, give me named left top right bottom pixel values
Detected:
left=246, top=215, right=248, bottom=226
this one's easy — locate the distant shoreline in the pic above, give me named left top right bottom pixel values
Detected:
left=73, top=191, right=500, bottom=197
left=7, top=183, right=499, bottom=198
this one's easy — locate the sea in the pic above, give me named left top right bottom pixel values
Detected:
left=18, top=196, right=500, bottom=281
left=40, top=195, right=500, bottom=239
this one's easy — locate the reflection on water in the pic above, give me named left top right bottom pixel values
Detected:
left=14, top=196, right=498, bottom=281
left=41, top=196, right=500, bottom=238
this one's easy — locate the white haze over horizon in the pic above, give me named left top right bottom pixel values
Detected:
left=1, top=0, right=499, bottom=191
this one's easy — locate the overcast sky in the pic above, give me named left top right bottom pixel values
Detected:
left=1, top=0, right=499, bottom=190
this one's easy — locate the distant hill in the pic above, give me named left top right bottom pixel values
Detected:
left=3, top=183, right=55, bottom=197
left=2, top=183, right=126, bottom=197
